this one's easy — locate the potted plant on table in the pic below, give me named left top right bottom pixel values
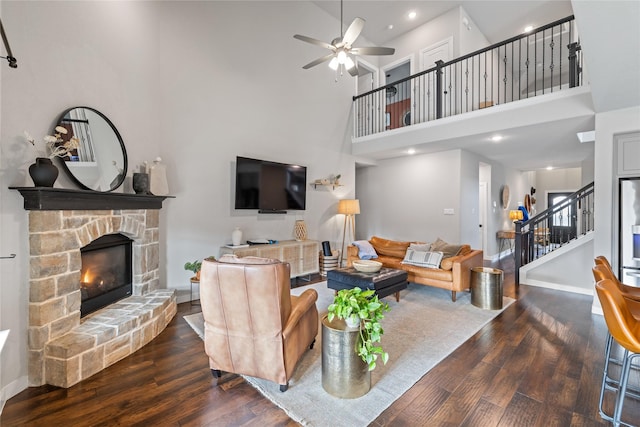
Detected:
left=184, top=256, right=216, bottom=280
left=327, top=287, right=390, bottom=371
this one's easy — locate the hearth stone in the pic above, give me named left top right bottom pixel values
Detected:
left=42, top=290, right=176, bottom=388
left=27, top=208, right=172, bottom=387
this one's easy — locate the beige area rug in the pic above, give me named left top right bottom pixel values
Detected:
left=184, top=282, right=514, bottom=427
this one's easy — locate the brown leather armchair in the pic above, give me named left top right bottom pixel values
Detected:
left=200, top=254, right=319, bottom=392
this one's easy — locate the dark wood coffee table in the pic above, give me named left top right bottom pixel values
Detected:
left=327, top=267, right=408, bottom=302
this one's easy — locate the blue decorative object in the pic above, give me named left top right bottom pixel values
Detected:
left=517, top=206, right=529, bottom=221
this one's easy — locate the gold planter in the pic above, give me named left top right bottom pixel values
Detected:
left=321, top=315, right=371, bottom=398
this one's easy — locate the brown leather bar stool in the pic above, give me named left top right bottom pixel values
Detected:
left=594, top=278, right=640, bottom=426
left=592, top=261, right=640, bottom=421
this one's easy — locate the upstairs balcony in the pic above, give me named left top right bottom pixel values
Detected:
left=353, top=16, right=583, bottom=141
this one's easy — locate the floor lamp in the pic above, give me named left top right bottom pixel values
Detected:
left=338, top=199, right=360, bottom=267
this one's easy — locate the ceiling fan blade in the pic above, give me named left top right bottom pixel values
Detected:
left=342, top=17, right=365, bottom=46
left=351, top=46, right=395, bottom=56
left=302, top=53, right=335, bottom=69
left=294, top=34, right=334, bottom=51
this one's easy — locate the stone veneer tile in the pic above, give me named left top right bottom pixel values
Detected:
left=28, top=326, right=50, bottom=350
left=66, top=290, right=81, bottom=314
left=29, top=211, right=62, bottom=232
left=30, top=297, right=66, bottom=327
left=28, top=350, right=45, bottom=386
left=29, top=231, right=80, bottom=255
left=50, top=313, right=79, bottom=341
left=30, top=253, right=70, bottom=278
left=56, top=272, right=81, bottom=297
left=30, top=277, right=56, bottom=303
left=146, top=210, right=159, bottom=228
left=76, top=324, right=117, bottom=345
left=104, top=335, right=132, bottom=366
left=46, top=333, right=96, bottom=358
left=81, top=347, right=105, bottom=380
left=46, top=355, right=80, bottom=388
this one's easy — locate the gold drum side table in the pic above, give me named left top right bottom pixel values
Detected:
left=321, top=315, right=371, bottom=398
left=470, top=267, right=504, bottom=310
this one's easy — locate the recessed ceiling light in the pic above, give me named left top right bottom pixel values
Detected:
left=408, top=11, right=417, bottom=20
left=546, top=166, right=553, bottom=170
left=387, top=24, right=394, bottom=30
left=524, top=25, right=534, bottom=33
left=407, top=148, right=416, bottom=155
left=490, top=135, right=503, bottom=142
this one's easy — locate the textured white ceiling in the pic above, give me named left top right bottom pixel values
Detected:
left=311, top=1, right=574, bottom=46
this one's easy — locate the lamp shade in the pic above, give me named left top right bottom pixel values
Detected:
left=509, top=209, right=524, bottom=221
left=338, top=199, right=360, bottom=215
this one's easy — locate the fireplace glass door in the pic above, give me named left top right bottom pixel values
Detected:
left=80, top=233, right=133, bottom=317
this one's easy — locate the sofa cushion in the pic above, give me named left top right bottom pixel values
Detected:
left=401, top=263, right=454, bottom=282
left=401, top=249, right=444, bottom=268
left=352, top=240, right=378, bottom=260
left=370, top=236, right=411, bottom=258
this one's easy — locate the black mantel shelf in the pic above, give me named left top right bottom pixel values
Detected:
left=10, top=187, right=174, bottom=211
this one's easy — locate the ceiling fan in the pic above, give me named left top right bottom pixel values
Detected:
left=293, top=0, right=395, bottom=77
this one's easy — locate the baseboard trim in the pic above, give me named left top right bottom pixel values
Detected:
left=521, top=278, right=594, bottom=296
left=1, top=375, right=28, bottom=415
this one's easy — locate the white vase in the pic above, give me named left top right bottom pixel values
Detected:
left=293, top=220, right=308, bottom=241
left=149, top=157, right=169, bottom=196
left=231, top=227, right=242, bottom=246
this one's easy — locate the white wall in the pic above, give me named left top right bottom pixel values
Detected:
left=355, top=150, right=461, bottom=244
left=593, top=106, right=640, bottom=313
left=533, top=167, right=582, bottom=211
left=0, top=0, right=355, bottom=400
left=458, top=7, right=491, bottom=55
left=381, top=7, right=463, bottom=73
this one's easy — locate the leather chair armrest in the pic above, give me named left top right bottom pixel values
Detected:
left=283, top=289, right=318, bottom=339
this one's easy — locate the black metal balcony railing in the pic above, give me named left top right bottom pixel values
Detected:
left=353, top=16, right=582, bottom=138
left=514, top=181, right=594, bottom=284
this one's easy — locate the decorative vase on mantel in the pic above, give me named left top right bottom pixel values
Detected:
left=293, top=220, right=308, bottom=241
left=28, top=157, right=58, bottom=187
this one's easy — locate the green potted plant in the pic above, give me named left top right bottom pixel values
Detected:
left=327, top=287, right=390, bottom=370
left=184, top=256, right=216, bottom=280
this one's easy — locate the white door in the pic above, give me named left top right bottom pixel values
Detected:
left=479, top=181, right=488, bottom=255
left=355, top=59, right=380, bottom=136
left=419, top=37, right=453, bottom=122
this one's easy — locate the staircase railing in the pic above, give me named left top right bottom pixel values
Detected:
left=514, top=181, right=594, bottom=284
left=353, top=15, right=582, bottom=138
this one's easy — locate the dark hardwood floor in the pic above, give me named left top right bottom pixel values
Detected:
left=3, top=258, right=639, bottom=426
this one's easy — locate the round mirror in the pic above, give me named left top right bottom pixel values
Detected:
left=53, top=107, right=127, bottom=192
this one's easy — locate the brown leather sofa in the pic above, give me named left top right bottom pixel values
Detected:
left=200, top=254, right=319, bottom=391
left=347, top=236, right=483, bottom=302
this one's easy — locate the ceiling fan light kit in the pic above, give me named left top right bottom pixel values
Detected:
left=294, top=0, right=394, bottom=79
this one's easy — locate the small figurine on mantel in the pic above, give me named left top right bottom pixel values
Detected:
left=149, top=157, right=169, bottom=196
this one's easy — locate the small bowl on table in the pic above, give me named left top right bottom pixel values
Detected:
left=352, top=260, right=382, bottom=273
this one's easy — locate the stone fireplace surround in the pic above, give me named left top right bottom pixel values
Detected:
left=16, top=188, right=176, bottom=388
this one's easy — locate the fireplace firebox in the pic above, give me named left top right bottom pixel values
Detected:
left=80, top=233, right=133, bottom=317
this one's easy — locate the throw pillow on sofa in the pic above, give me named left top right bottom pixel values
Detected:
left=352, top=240, right=378, bottom=260
left=409, top=242, right=432, bottom=251
left=401, top=249, right=444, bottom=268
left=431, top=238, right=463, bottom=258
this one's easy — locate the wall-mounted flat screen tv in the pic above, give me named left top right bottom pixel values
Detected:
left=234, top=156, right=307, bottom=212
